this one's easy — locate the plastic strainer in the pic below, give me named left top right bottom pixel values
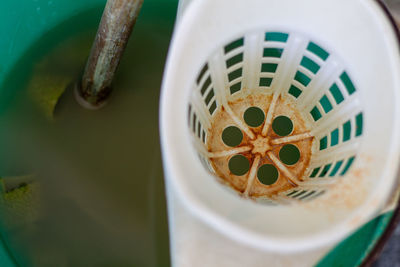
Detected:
left=189, top=29, right=365, bottom=204
left=161, top=0, right=400, bottom=254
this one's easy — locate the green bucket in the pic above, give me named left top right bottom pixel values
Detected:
left=0, top=0, right=176, bottom=266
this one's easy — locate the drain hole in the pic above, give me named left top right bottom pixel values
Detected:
left=222, top=126, right=243, bottom=147
left=228, top=155, right=250, bottom=176
left=279, top=144, right=300, bottom=165
left=244, top=107, right=265, bottom=127
left=257, top=164, right=279, bottom=185
left=272, top=116, right=293, bottom=136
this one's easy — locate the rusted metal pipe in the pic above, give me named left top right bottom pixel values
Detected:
left=76, top=0, right=144, bottom=109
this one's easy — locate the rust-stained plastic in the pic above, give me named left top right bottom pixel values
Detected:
left=207, top=93, right=314, bottom=200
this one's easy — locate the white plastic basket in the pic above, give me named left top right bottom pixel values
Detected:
left=161, top=0, right=400, bottom=256
left=189, top=28, right=365, bottom=204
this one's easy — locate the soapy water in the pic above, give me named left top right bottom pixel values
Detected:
left=0, top=17, right=171, bottom=266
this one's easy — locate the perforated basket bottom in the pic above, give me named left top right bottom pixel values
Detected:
left=206, top=93, right=314, bottom=199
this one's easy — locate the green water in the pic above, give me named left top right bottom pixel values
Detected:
left=0, top=4, right=175, bottom=266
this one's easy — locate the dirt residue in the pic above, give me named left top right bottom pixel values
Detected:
left=206, top=92, right=314, bottom=200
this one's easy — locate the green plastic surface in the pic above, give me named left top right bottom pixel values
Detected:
left=0, top=0, right=395, bottom=266
left=0, top=0, right=176, bottom=266
left=316, top=212, right=394, bottom=267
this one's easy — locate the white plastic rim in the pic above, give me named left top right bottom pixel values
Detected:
left=160, top=0, right=400, bottom=253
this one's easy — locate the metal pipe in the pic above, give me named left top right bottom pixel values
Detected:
left=76, top=0, right=144, bottom=109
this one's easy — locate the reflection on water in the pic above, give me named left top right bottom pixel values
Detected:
left=0, top=4, right=174, bottom=266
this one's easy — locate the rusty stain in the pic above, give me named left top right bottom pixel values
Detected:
left=206, top=93, right=314, bottom=200
left=352, top=168, right=366, bottom=179
left=301, top=164, right=368, bottom=216
left=361, top=154, right=374, bottom=163
left=349, top=215, right=363, bottom=228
